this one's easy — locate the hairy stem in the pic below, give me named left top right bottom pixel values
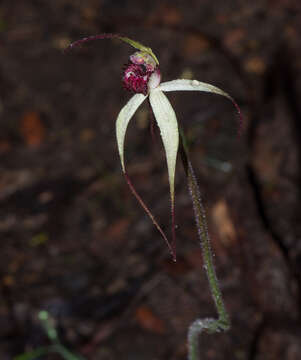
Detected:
left=179, top=129, right=230, bottom=360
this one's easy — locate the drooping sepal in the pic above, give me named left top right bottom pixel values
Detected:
left=116, top=93, right=147, bottom=172
left=149, top=89, right=179, bottom=204
left=149, top=89, right=179, bottom=255
left=115, top=93, right=176, bottom=260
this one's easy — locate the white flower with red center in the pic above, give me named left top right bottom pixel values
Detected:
left=68, top=34, right=241, bottom=260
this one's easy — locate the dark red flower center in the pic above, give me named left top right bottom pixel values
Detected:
left=122, top=62, right=154, bottom=95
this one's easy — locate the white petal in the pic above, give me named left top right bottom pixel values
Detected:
left=116, top=93, right=147, bottom=172
left=158, top=79, right=242, bottom=135
left=158, top=79, right=232, bottom=100
left=149, top=89, right=179, bottom=203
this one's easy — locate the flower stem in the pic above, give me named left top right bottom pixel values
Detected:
left=179, top=129, right=230, bottom=360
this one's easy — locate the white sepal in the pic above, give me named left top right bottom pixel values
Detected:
left=158, top=79, right=233, bottom=101
left=116, top=93, right=147, bottom=172
left=149, top=89, right=179, bottom=203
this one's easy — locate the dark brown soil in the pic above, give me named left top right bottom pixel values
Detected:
left=1, top=1, right=301, bottom=359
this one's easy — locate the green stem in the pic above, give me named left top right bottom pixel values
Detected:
left=179, top=129, right=230, bottom=360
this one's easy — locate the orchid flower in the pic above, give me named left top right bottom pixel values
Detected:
left=67, top=34, right=241, bottom=261
left=68, top=34, right=242, bottom=360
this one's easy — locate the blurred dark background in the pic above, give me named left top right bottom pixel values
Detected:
left=1, top=1, right=301, bottom=359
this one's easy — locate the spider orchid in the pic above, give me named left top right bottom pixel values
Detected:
left=67, top=34, right=241, bottom=261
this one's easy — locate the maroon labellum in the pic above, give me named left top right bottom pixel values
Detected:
left=122, top=50, right=160, bottom=95
left=122, top=62, right=154, bottom=95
